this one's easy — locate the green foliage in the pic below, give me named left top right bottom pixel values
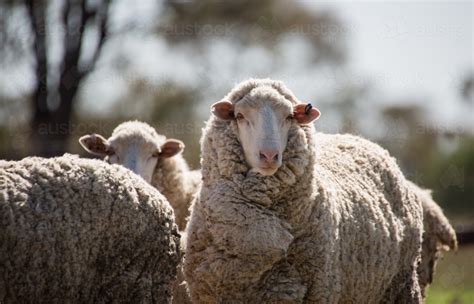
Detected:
left=425, top=245, right=474, bottom=304
left=426, top=290, right=474, bottom=304
left=375, top=104, right=473, bottom=218
left=430, top=139, right=474, bottom=218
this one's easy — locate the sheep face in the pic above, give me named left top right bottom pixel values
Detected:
left=234, top=98, right=291, bottom=175
left=106, top=136, right=161, bottom=183
left=79, top=121, right=184, bottom=183
left=212, top=89, right=320, bottom=176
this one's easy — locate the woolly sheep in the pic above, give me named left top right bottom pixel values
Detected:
left=184, top=78, right=424, bottom=303
left=408, top=181, right=457, bottom=299
left=0, top=154, right=181, bottom=303
left=79, top=121, right=201, bottom=230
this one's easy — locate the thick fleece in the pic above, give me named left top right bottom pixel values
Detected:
left=152, top=153, right=201, bottom=230
left=152, top=156, right=199, bottom=304
left=0, top=155, right=181, bottom=303
left=184, top=79, right=424, bottom=303
left=408, top=182, right=457, bottom=299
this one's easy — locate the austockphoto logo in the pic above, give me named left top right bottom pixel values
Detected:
left=416, top=123, right=468, bottom=135
left=162, top=122, right=203, bottom=135
left=36, top=122, right=111, bottom=136
left=288, top=23, right=353, bottom=38
left=381, top=22, right=462, bottom=39
left=162, top=23, right=236, bottom=37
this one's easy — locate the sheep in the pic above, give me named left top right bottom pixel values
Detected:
left=184, top=78, right=424, bottom=303
left=408, top=181, right=457, bottom=299
left=79, top=120, right=201, bottom=231
left=0, top=154, right=181, bottom=303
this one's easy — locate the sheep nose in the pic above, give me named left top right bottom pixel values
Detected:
left=259, top=149, right=279, bottom=163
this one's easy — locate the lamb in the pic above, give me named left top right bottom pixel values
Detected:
left=79, top=121, right=201, bottom=231
left=0, top=154, right=181, bottom=303
left=408, top=181, right=457, bottom=298
left=184, top=78, right=424, bottom=303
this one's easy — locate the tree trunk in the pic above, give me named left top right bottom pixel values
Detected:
left=26, top=0, right=109, bottom=157
left=26, top=0, right=66, bottom=157
left=30, top=86, right=77, bottom=157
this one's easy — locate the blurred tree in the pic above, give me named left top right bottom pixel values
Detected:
left=1, top=0, right=111, bottom=156
left=159, top=0, right=345, bottom=64
left=378, top=102, right=474, bottom=218
left=2, top=0, right=345, bottom=157
left=430, top=138, right=474, bottom=218
left=380, top=104, right=468, bottom=170
left=378, top=104, right=438, bottom=180
left=0, top=95, right=30, bottom=158
left=461, top=72, right=473, bottom=103
left=154, top=0, right=347, bottom=100
left=28, top=0, right=110, bottom=156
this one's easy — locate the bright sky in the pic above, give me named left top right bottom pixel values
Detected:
left=80, top=0, right=473, bottom=129
left=312, top=0, right=473, bottom=127
left=1, top=0, right=472, bottom=131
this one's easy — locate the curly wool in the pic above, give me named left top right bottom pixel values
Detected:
left=408, top=181, right=457, bottom=299
left=152, top=155, right=201, bottom=231
left=184, top=79, right=424, bottom=303
left=0, top=154, right=181, bottom=303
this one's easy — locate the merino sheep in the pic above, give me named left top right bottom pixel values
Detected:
left=0, top=154, right=181, bottom=303
left=184, top=78, right=424, bottom=303
left=408, top=181, right=457, bottom=298
left=79, top=121, right=201, bottom=230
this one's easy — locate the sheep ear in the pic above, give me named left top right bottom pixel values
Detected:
left=293, top=103, right=321, bottom=125
left=79, top=134, right=113, bottom=156
left=160, top=139, right=184, bottom=158
left=211, top=100, right=234, bottom=120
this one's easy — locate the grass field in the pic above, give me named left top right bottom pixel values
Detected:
left=425, top=245, right=474, bottom=304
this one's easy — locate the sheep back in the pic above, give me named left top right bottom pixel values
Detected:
left=0, top=154, right=181, bottom=303
left=407, top=181, right=457, bottom=298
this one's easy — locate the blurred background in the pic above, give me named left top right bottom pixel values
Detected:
left=0, top=0, right=472, bottom=302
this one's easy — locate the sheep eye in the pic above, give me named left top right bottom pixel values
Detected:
left=152, top=152, right=160, bottom=158
left=286, top=114, right=294, bottom=121
left=236, top=113, right=245, bottom=120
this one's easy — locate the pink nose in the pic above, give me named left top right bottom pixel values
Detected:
left=259, top=149, right=279, bottom=163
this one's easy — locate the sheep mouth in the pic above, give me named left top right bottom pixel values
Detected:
left=255, top=166, right=279, bottom=176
